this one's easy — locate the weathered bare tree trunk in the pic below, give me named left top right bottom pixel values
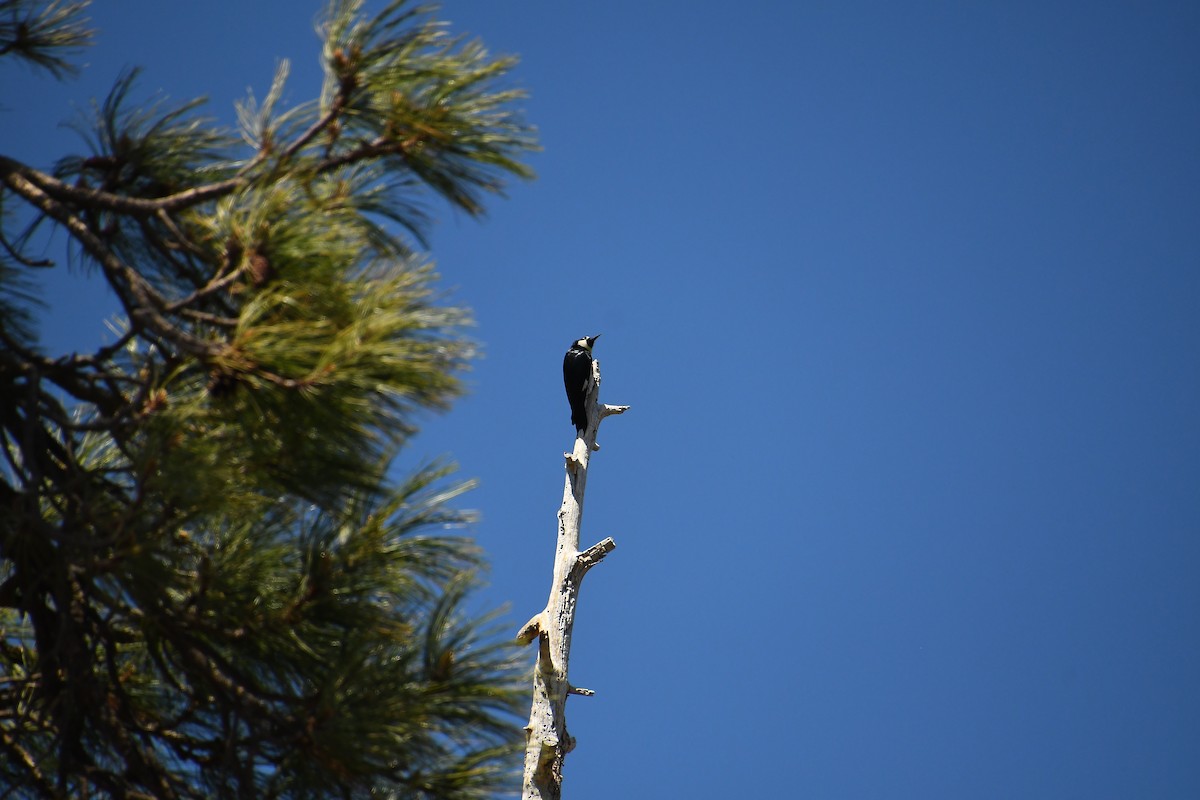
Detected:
left=517, top=357, right=628, bottom=800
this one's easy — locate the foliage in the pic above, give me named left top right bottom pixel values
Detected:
left=0, top=0, right=92, bottom=78
left=0, top=1, right=536, bottom=797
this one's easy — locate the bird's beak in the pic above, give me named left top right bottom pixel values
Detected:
left=588, top=334, right=601, bottom=346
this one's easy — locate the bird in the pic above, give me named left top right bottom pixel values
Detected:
left=563, top=335, right=600, bottom=434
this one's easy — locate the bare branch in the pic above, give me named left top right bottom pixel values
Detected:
left=522, top=356, right=629, bottom=800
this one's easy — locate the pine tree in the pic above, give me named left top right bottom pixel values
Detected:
left=0, top=1, right=536, bottom=797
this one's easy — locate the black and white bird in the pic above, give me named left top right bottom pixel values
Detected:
left=563, top=335, right=600, bottom=434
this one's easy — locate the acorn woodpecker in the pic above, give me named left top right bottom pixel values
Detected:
left=563, top=335, right=600, bottom=434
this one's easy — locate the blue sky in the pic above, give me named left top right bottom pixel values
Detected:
left=4, top=2, right=1199, bottom=797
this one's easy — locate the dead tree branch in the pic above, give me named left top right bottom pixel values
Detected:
left=519, top=357, right=628, bottom=800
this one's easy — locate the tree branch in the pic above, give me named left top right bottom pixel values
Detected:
left=0, top=155, right=243, bottom=217
left=1, top=165, right=223, bottom=358
left=520, top=357, right=628, bottom=800
left=0, top=724, right=63, bottom=800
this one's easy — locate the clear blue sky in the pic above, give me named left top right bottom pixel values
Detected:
left=4, top=2, right=1199, bottom=797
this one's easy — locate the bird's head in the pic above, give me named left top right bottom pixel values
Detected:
left=574, top=334, right=601, bottom=351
